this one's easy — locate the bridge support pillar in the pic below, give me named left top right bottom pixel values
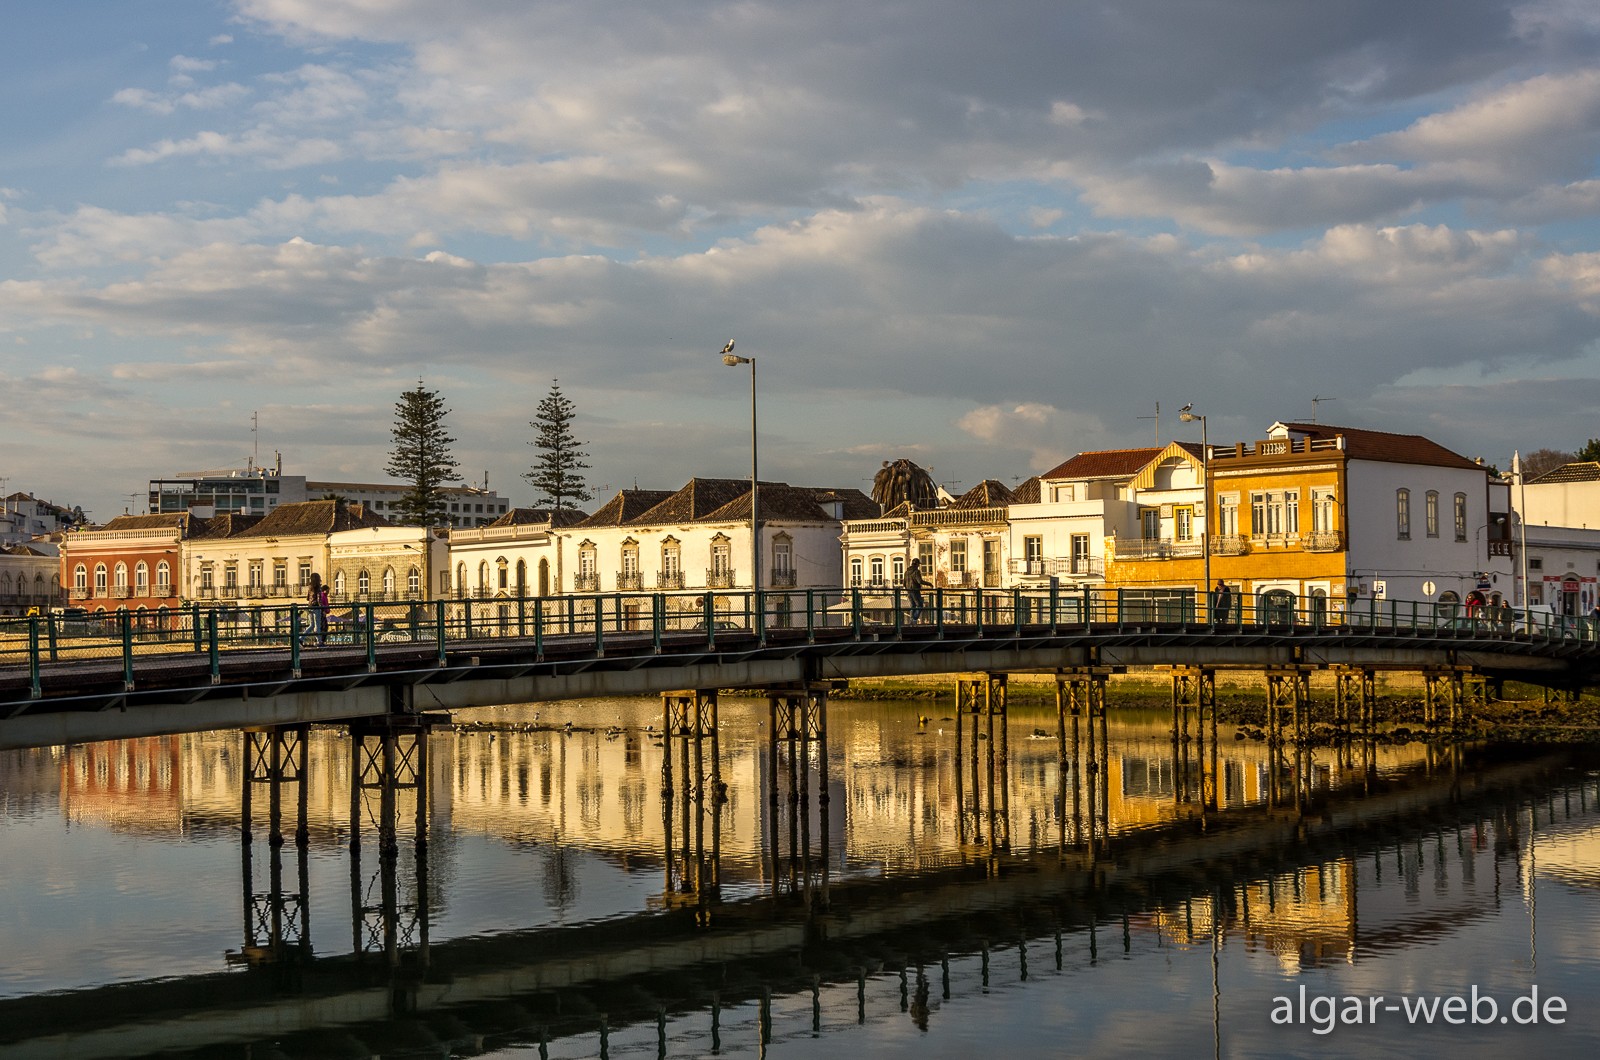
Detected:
left=1334, top=669, right=1376, bottom=733
left=661, top=690, right=724, bottom=913
left=763, top=686, right=830, bottom=907
left=1423, top=670, right=1475, bottom=731
left=347, top=715, right=436, bottom=985
left=1265, top=669, right=1311, bottom=747
left=956, top=675, right=1010, bottom=856
left=239, top=725, right=312, bottom=967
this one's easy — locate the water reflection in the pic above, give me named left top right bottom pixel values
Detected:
left=1, top=698, right=1598, bottom=1057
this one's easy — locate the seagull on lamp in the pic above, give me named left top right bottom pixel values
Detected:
left=721, top=339, right=735, bottom=355
left=1179, top=403, right=1193, bottom=415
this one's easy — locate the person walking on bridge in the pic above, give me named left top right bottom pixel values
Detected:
left=906, top=557, right=926, bottom=623
left=1211, top=579, right=1232, bottom=625
left=306, top=572, right=330, bottom=646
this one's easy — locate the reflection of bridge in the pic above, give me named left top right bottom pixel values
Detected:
left=0, top=734, right=1582, bottom=1060
left=2, top=588, right=1596, bottom=749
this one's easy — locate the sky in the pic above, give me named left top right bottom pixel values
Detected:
left=4, top=0, right=1600, bottom=521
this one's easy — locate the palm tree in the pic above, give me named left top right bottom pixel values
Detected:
left=871, top=458, right=939, bottom=511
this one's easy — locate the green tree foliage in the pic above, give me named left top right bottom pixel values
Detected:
left=1577, top=439, right=1600, bottom=462
left=871, top=458, right=939, bottom=511
left=525, top=380, right=594, bottom=511
left=385, top=381, right=459, bottom=527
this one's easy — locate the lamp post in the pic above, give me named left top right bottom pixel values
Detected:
left=720, top=340, right=758, bottom=592
left=1179, top=405, right=1210, bottom=621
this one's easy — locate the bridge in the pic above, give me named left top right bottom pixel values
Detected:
left=2, top=587, right=1596, bottom=749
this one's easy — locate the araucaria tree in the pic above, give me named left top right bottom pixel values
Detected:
left=526, top=380, right=594, bottom=511
left=385, top=381, right=460, bottom=527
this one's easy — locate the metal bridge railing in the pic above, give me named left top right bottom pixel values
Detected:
left=1, top=590, right=1593, bottom=696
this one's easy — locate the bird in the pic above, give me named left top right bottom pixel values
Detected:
left=1179, top=403, right=1193, bottom=414
left=721, top=339, right=735, bottom=354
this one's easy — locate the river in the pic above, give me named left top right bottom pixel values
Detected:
left=2, top=696, right=1598, bottom=1058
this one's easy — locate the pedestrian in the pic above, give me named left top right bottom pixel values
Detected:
left=906, top=557, right=926, bottom=623
left=1212, top=579, right=1232, bottom=625
left=307, top=572, right=330, bottom=646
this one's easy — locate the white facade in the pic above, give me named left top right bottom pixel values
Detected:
left=446, top=520, right=566, bottom=600
left=1343, top=457, right=1512, bottom=607
left=328, top=525, right=448, bottom=602
left=0, top=543, right=60, bottom=614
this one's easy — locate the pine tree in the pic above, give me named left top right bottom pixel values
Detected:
left=385, top=381, right=460, bottom=527
left=525, top=380, right=594, bottom=511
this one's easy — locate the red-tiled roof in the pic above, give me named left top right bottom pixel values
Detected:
left=98, top=513, right=194, bottom=533
left=189, top=513, right=264, bottom=539
left=489, top=507, right=589, bottom=528
left=1528, top=461, right=1600, bottom=484
left=1276, top=423, right=1484, bottom=471
left=574, top=490, right=677, bottom=528
left=1041, top=448, right=1165, bottom=480
left=950, top=479, right=1016, bottom=510
left=1012, top=476, right=1041, bottom=504
left=233, top=500, right=388, bottom=538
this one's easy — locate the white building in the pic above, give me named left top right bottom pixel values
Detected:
left=445, top=508, right=587, bottom=601
left=149, top=463, right=511, bottom=527
left=0, top=542, right=60, bottom=614
left=1516, top=461, right=1600, bottom=614
left=184, top=500, right=387, bottom=608
left=0, top=492, right=84, bottom=545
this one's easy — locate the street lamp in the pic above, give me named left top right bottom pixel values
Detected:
left=1179, top=404, right=1211, bottom=621
left=720, top=340, right=759, bottom=592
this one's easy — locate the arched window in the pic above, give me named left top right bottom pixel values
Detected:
left=455, top=562, right=467, bottom=596
left=74, top=564, right=87, bottom=591
left=113, top=562, right=129, bottom=590
left=869, top=555, right=885, bottom=586
left=1454, top=494, right=1468, bottom=541
left=382, top=567, right=395, bottom=596
left=406, top=566, right=420, bottom=595
left=849, top=557, right=863, bottom=587
left=0, top=573, right=11, bottom=597
left=515, top=559, right=527, bottom=595
left=892, top=555, right=906, bottom=586
left=357, top=569, right=370, bottom=596
left=496, top=556, right=509, bottom=590
left=94, top=564, right=108, bottom=594
left=134, top=562, right=149, bottom=592
left=477, top=560, right=490, bottom=591
left=1395, top=489, right=1411, bottom=540
left=334, top=570, right=347, bottom=595
left=155, top=561, right=171, bottom=591
left=1425, top=490, right=1439, bottom=537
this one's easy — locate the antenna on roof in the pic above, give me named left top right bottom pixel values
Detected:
left=251, top=411, right=259, bottom=471
left=1311, top=395, right=1337, bottom=423
left=1136, top=402, right=1160, bottom=445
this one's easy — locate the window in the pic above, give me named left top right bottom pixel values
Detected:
left=248, top=561, right=264, bottom=589
left=870, top=555, right=885, bottom=586
left=849, top=557, right=863, bottom=587
left=335, top=570, right=346, bottom=594
left=407, top=566, right=420, bottom=595
left=709, top=539, right=731, bottom=576
left=891, top=554, right=905, bottom=586
left=1396, top=488, right=1411, bottom=539
left=772, top=537, right=793, bottom=574
left=1025, top=535, right=1044, bottom=563
left=621, top=541, right=640, bottom=576
left=94, top=564, right=108, bottom=594
left=383, top=568, right=395, bottom=595
left=950, top=540, right=968, bottom=573
left=199, top=564, right=214, bottom=590
left=455, top=562, right=466, bottom=594
left=1284, top=491, right=1299, bottom=534
left=223, top=563, right=238, bottom=588
left=1052, top=484, right=1075, bottom=502
left=1312, top=489, right=1337, bottom=534
left=1454, top=494, right=1468, bottom=542
left=114, top=563, right=128, bottom=590
left=299, top=561, right=313, bottom=587
left=273, top=561, right=288, bottom=588
left=478, top=561, right=490, bottom=591
left=1249, top=491, right=1298, bottom=537
left=1217, top=494, right=1239, bottom=538
left=73, top=564, right=87, bottom=591
left=1070, top=534, right=1091, bottom=573
left=155, top=561, right=171, bottom=590
left=917, top=542, right=935, bottom=572
left=1425, top=490, right=1439, bottom=537
left=1174, top=508, right=1193, bottom=542
left=661, top=539, right=681, bottom=577
left=357, top=569, right=370, bottom=595
left=1140, top=508, right=1160, bottom=539
left=134, top=562, right=149, bottom=592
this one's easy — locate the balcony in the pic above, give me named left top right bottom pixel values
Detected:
left=616, top=571, right=642, bottom=591
left=221, top=586, right=240, bottom=600
left=706, top=568, right=737, bottom=589
left=196, top=586, right=216, bottom=600
left=942, top=571, right=979, bottom=588
left=153, top=585, right=174, bottom=598
left=110, top=586, right=131, bottom=599
left=1487, top=540, right=1513, bottom=556
left=657, top=571, right=685, bottom=590
left=70, top=588, right=90, bottom=600
left=1112, top=538, right=1203, bottom=561
left=771, top=569, right=797, bottom=588
left=1210, top=535, right=1248, bottom=557
left=1302, top=531, right=1344, bottom=553
left=1007, top=557, right=1105, bottom=579
left=573, top=573, right=599, bottom=592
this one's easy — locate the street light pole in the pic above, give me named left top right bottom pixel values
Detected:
left=721, top=341, right=759, bottom=592
left=1180, top=406, right=1210, bottom=621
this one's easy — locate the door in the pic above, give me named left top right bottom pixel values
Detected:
left=982, top=540, right=1000, bottom=588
